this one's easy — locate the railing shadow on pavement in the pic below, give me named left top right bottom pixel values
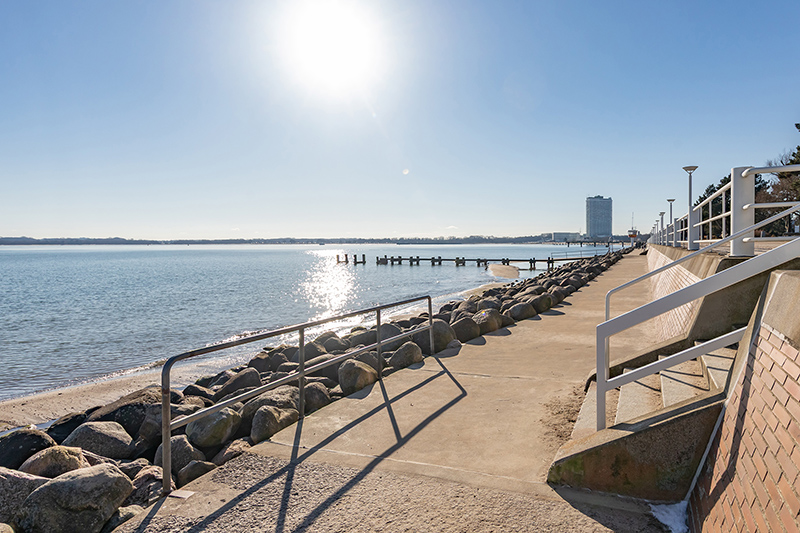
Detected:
left=140, top=356, right=468, bottom=533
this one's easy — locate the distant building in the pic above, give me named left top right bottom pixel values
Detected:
left=586, top=195, right=613, bottom=238
left=550, top=232, right=581, bottom=242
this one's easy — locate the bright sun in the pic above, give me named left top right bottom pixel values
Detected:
left=280, top=0, right=382, bottom=96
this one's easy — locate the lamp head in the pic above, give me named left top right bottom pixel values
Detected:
left=667, top=198, right=675, bottom=203
left=659, top=212, right=665, bottom=216
left=682, top=165, right=698, bottom=174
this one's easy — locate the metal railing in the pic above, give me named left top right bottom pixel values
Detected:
left=597, top=200, right=800, bottom=430
left=160, top=296, right=435, bottom=495
left=652, top=164, right=800, bottom=255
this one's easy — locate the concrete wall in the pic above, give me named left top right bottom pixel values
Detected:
left=689, top=271, right=800, bottom=532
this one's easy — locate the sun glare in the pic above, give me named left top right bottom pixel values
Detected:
left=280, top=0, right=382, bottom=96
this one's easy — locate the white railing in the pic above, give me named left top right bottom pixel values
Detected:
left=651, top=164, right=800, bottom=255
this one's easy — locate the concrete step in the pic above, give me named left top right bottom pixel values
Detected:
left=700, top=347, right=737, bottom=390
left=659, top=357, right=708, bottom=408
left=614, top=369, right=662, bottom=425
left=570, top=382, right=619, bottom=441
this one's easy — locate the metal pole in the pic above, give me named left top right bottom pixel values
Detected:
left=161, top=365, right=172, bottom=496
left=376, top=309, right=382, bottom=379
left=730, top=167, right=755, bottom=256
left=298, top=328, right=305, bottom=419
left=428, top=298, right=435, bottom=356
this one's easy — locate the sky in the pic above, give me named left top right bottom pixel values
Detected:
left=1, top=0, right=799, bottom=240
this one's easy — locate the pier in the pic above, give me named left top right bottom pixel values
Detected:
left=336, top=253, right=614, bottom=270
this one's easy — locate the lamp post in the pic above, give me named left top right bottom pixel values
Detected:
left=659, top=212, right=665, bottom=244
left=667, top=199, right=675, bottom=246
left=683, top=166, right=698, bottom=250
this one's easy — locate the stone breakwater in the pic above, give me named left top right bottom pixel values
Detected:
left=0, top=250, right=629, bottom=533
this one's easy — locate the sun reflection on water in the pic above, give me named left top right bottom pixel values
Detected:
left=301, top=250, right=355, bottom=320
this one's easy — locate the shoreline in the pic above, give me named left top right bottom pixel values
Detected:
left=0, top=275, right=529, bottom=433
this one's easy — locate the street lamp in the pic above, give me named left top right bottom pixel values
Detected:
left=667, top=199, right=675, bottom=246
left=659, top=212, right=665, bottom=244
left=683, top=166, right=698, bottom=250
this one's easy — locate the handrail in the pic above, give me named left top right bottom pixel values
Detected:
left=160, top=295, right=435, bottom=495
left=607, top=202, right=800, bottom=322
left=693, top=181, right=731, bottom=211
left=742, top=164, right=800, bottom=177
left=596, top=236, right=800, bottom=429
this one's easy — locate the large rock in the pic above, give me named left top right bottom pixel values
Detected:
left=135, top=403, right=201, bottom=450
left=212, top=368, right=262, bottom=402
left=472, top=309, right=503, bottom=335
left=412, top=319, right=457, bottom=355
left=123, top=465, right=173, bottom=508
left=387, top=342, right=423, bottom=369
left=176, top=460, right=216, bottom=488
left=306, top=354, right=343, bottom=383
left=47, top=412, right=88, bottom=444
left=0, top=429, right=56, bottom=470
left=530, top=294, right=554, bottom=314
left=476, top=296, right=502, bottom=311
left=451, top=317, right=481, bottom=343
left=153, top=435, right=205, bottom=476
left=19, top=446, right=91, bottom=478
left=376, top=323, right=405, bottom=351
left=250, top=407, right=299, bottom=444
left=185, top=407, right=241, bottom=449
left=87, top=386, right=182, bottom=438
left=0, top=467, right=48, bottom=524
left=100, top=504, right=143, bottom=533
left=303, top=382, right=331, bottom=414
left=338, top=359, right=378, bottom=395
left=322, top=336, right=350, bottom=353
left=63, top=421, right=134, bottom=460
left=290, top=341, right=327, bottom=363
left=182, top=384, right=215, bottom=401
left=17, top=463, right=133, bottom=533
left=508, top=302, right=536, bottom=321
left=212, top=438, right=251, bottom=466
left=344, top=329, right=377, bottom=348
left=238, top=386, right=299, bottom=435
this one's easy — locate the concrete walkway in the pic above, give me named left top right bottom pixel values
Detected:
left=120, top=254, right=667, bottom=533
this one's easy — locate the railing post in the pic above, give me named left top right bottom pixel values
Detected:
left=376, top=309, right=383, bottom=379
left=428, top=298, right=435, bottom=356
left=298, top=328, right=305, bottom=419
left=731, top=166, right=755, bottom=256
left=160, top=365, right=172, bottom=496
left=596, top=327, right=607, bottom=430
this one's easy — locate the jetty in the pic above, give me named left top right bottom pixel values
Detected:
left=334, top=253, right=618, bottom=270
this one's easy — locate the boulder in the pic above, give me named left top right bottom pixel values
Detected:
left=322, top=336, right=350, bottom=353
left=0, top=429, right=56, bottom=470
left=124, top=465, right=173, bottom=508
left=19, top=446, right=91, bottom=478
left=337, top=360, right=379, bottom=395
left=250, top=407, right=299, bottom=444
left=306, top=354, right=342, bottom=383
left=246, top=353, right=272, bottom=373
left=135, top=403, right=201, bottom=450
left=17, top=463, right=133, bottom=533
left=411, top=319, right=457, bottom=355
left=451, top=317, right=481, bottom=343
left=176, top=460, right=216, bottom=488
left=185, top=407, right=241, bottom=449
left=377, top=323, right=405, bottom=351
left=303, top=382, right=331, bottom=414
left=344, top=329, right=377, bottom=348
left=182, top=384, right=215, bottom=401
left=46, top=412, right=88, bottom=444
left=457, top=300, right=478, bottom=314
left=153, top=435, right=205, bottom=476
left=530, top=294, right=554, bottom=314
left=63, top=421, right=134, bottom=460
left=116, top=458, right=150, bottom=480
left=238, top=386, right=299, bottom=435
left=86, top=386, right=182, bottom=439
left=290, top=341, right=327, bottom=363
left=508, top=302, right=536, bottom=321
left=100, top=505, right=143, bottom=533
left=0, top=467, right=48, bottom=524
left=499, top=313, right=515, bottom=328
left=387, top=342, right=423, bottom=369
left=212, top=438, right=251, bottom=466
left=355, top=351, right=381, bottom=373
left=212, top=368, right=262, bottom=402
left=476, top=297, right=502, bottom=311
left=472, top=309, right=503, bottom=335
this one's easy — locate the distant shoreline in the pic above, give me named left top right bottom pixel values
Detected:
left=0, top=237, right=628, bottom=246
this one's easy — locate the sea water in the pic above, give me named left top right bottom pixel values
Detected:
left=0, top=243, right=613, bottom=400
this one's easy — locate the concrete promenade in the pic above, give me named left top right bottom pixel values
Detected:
left=120, top=254, right=666, bottom=532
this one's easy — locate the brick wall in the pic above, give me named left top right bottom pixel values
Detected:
left=647, top=247, right=702, bottom=341
left=689, top=321, right=800, bottom=532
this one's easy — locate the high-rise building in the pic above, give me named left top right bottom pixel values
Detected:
left=586, top=195, right=612, bottom=238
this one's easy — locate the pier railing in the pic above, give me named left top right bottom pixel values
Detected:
left=651, top=164, right=800, bottom=254
left=598, top=187, right=800, bottom=430
left=160, top=296, right=435, bottom=495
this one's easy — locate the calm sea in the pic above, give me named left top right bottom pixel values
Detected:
left=0, top=243, right=613, bottom=400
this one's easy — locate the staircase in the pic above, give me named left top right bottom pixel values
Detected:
left=571, top=346, right=736, bottom=442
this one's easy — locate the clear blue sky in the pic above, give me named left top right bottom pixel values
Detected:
left=2, top=0, right=798, bottom=239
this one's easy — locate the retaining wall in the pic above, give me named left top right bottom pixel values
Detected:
left=689, top=270, right=800, bottom=532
